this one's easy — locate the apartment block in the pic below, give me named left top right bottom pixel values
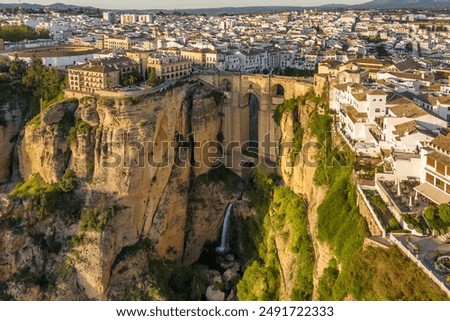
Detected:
left=68, top=57, right=139, bottom=93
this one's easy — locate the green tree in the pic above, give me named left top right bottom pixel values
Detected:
left=0, top=25, right=50, bottom=42
left=127, top=75, right=136, bottom=86
left=21, top=56, right=64, bottom=102
left=106, top=75, right=113, bottom=89
left=424, top=207, right=436, bottom=222
left=8, top=59, right=26, bottom=78
left=58, top=168, right=76, bottom=193
left=147, top=68, right=158, bottom=86
left=376, top=44, right=389, bottom=57
left=121, top=69, right=142, bottom=87
left=35, top=27, right=50, bottom=39
left=389, top=217, right=399, bottom=230
left=405, top=42, right=413, bottom=52
left=438, top=204, right=450, bottom=224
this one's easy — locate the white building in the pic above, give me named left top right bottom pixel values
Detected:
left=103, top=12, right=116, bottom=24
left=415, top=134, right=450, bottom=204
left=235, top=50, right=261, bottom=73
left=8, top=46, right=100, bottom=68
left=333, top=83, right=448, bottom=157
left=120, top=14, right=153, bottom=25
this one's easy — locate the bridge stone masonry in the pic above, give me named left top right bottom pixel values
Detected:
left=197, top=72, right=313, bottom=173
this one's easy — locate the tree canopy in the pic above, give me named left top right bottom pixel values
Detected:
left=0, top=25, right=50, bottom=42
left=21, top=57, right=65, bottom=102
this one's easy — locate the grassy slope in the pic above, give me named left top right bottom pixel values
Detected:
left=309, top=102, right=447, bottom=301
left=237, top=167, right=314, bottom=300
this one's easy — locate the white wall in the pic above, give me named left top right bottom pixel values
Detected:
left=393, top=157, right=422, bottom=180
left=42, top=53, right=93, bottom=67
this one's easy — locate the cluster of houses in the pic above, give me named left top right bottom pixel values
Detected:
left=3, top=8, right=450, bottom=209
left=3, top=9, right=450, bottom=74
left=318, top=56, right=450, bottom=228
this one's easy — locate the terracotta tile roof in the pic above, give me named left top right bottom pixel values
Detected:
left=429, top=134, right=450, bottom=154
left=394, top=59, right=421, bottom=72
left=393, top=120, right=419, bottom=137
left=389, top=103, right=427, bottom=118
left=342, top=104, right=368, bottom=123
left=366, top=89, right=388, bottom=96
left=428, top=151, right=450, bottom=166
left=353, top=93, right=367, bottom=101
left=393, top=120, right=434, bottom=139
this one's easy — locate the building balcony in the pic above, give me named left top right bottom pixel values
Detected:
left=272, top=96, right=284, bottom=105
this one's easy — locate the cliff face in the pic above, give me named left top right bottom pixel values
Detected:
left=277, top=99, right=333, bottom=300
left=19, top=100, right=78, bottom=183
left=0, top=100, right=25, bottom=184
left=0, top=83, right=232, bottom=300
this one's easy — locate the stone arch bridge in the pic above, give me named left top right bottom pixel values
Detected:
left=197, top=73, right=313, bottom=171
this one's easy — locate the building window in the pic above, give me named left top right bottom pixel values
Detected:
left=446, top=184, right=450, bottom=194
left=436, top=178, right=445, bottom=190
left=426, top=173, right=434, bottom=184
left=437, top=161, right=446, bottom=175
left=427, top=157, right=435, bottom=168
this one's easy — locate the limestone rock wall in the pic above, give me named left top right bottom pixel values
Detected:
left=0, top=101, right=25, bottom=184
left=183, top=180, right=239, bottom=265
left=3, top=83, right=226, bottom=300
left=277, top=100, right=333, bottom=300
left=19, top=100, right=78, bottom=183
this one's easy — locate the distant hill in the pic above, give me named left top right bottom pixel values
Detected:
left=356, top=0, right=450, bottom=9
left=0, top=2, right=97, bottom=10
left=0, top=1, right=450, bottom=13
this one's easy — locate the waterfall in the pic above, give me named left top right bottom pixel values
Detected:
left=216, top=203, right=234, bottom=254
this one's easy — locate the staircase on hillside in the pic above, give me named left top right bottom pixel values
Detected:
left=437, top=231, right=450, bottom=244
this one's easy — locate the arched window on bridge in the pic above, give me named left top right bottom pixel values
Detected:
left=272, top=84, right=285, bottom=97
left=220, top=79, right=232, bottom=92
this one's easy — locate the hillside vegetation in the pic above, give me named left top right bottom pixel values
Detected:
left=237, top=167, right=314, bottom=300
left=310, top=101, right=447, bottom=300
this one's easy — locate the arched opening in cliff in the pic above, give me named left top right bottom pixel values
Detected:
left=272, top=84, right=285, bottom=97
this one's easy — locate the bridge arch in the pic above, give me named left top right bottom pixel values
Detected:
left=220, top=78, right=232, bottom=92
left=196, top=73, right=314, bottom=173
left=241, top=92, right=260, bottom=151
left=240, top=90, right=261, bottom=108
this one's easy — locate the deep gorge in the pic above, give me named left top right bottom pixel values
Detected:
left=0, top=80, right=447, bottom=301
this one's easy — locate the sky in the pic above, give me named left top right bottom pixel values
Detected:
left=0, top=0, right=366, bottom=10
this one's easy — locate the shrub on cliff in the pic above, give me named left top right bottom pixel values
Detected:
left=11, top=173, right=61, bottom=220
left=58, top=169, right=76, bottom=193
left=273, top=97, right=299, bottom=126
left=80, top=207, right=116, bottom=232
